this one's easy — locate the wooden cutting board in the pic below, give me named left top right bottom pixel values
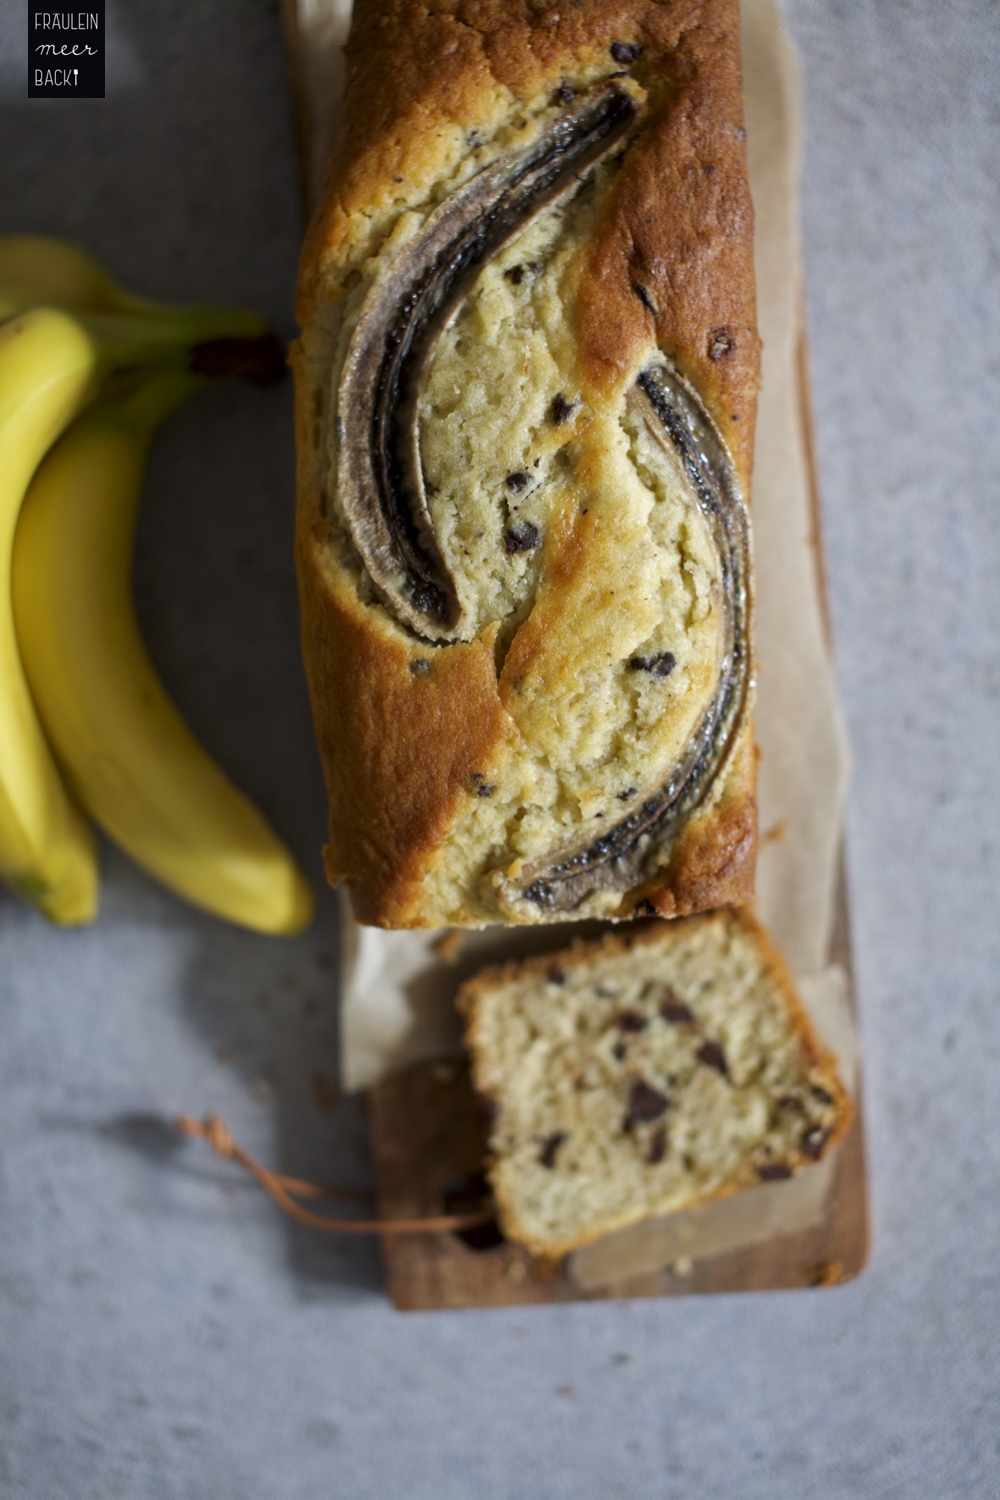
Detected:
left=279, top=0, right=869, bottom=1309
left=367, top=856, right=867, bottom=1310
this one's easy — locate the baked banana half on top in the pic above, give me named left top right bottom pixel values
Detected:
left=294, top=0, right=761, bottom=928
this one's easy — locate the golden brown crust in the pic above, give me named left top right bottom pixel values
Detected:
left=300, top=0, right=759, bottom=474
left=296, top=0, right=760, bottom=927
left=459, top=908, right=854, bottom=1257
left=295, top=419, right=518, bottom=929
left=576, top=7, right=760, bottom=481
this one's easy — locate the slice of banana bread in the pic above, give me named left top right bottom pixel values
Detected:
left=294, top=0, right=759, bottom=927
left=459, top=910, right=851, bottom=1257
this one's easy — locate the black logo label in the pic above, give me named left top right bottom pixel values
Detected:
left=28, top=5, right=106, bottom=99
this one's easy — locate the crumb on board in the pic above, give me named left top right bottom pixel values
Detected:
left=806, top=1259, right=846, bottom=1287
left=433, top=930, right=465, bottom=964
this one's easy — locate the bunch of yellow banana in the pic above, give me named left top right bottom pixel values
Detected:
left=0, top=236, right=313, bottom=935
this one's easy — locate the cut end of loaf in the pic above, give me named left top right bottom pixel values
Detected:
left=460, top=909, right=851, bottom=1257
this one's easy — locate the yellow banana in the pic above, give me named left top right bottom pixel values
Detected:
left=0, top=235, right=171, bottom=321
left=0, top=289, right=284, bottom=924
left=0, top=232, right=289, bottom=387
left=0, top=236, right=286, bottom=386
left=0, top=307, right=104, bottom=922
left=12, top=372, right=315, bottom=936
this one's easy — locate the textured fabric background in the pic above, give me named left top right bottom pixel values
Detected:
left=1, top=3, right=998, bottom=1496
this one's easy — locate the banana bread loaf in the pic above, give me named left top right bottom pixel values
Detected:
left=295, top=0, right=760, bottom=927
left=459, top=909, right=852, bottom=1257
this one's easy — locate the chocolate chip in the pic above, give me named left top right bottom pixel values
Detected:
left=610, top=41, right=642, bottom=64
left=409, top=658, right=431, bottom=676
left=505, top=470, right=530, bottom=491
left=697, top=1041, right=729, bottom=1077
left=800, top=1127, right=829, bottom=1160
left=504, top=264, right=525, bottom=285
left=811, top=1085, right=835, bottom=1107
left=628, top=651, right=676, bottom=677
left=627, top=1080, right=670, bottom=1124
left=549, top=393, right=578, bottom=426
left=505, top=521, right=541, bottom=554
left=613, top=1010, right=648, bottom=1033
left=409, top=579, right=448, bottom=617
left=539, top=1131, right=566, bottom=1169
left=756, top=1162, right=793, bottom=1182
left=633, top=283, right=658, bottom=316
left=616, top=786, right=637, bottom=801
left=659, top=992, right=695, bottom=1024
left=646, top=1126, right=668, bottom=1165
left=708, top=326, right=737, bottom=362
left=553, top=82, right=576, bottom=104
left=546, top=966, right=566, bottom=986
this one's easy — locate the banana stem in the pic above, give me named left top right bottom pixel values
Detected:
left=189, top=333, right=287, bottom=387
left=88, top=369, right=209, bottom=440
left=80, top=306, right=283, bottom=385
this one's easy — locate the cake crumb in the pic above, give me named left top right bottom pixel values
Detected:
left=806, top=1259, right=845, bottom=1287
left=433, top=930, right=465, bottom=964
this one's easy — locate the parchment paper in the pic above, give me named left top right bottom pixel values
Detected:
left=289, top=0, right=856, bottom=1280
